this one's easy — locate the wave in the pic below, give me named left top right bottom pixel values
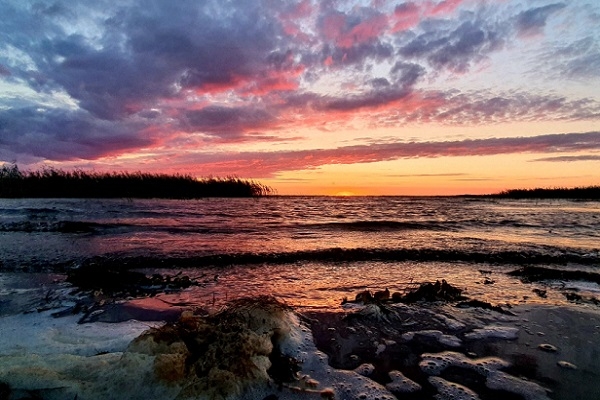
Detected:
left=0, top=220, right=125, bottom=233
left=67, top=247, right=600, bottom=271
left=303, top=220, right=459, bottom=231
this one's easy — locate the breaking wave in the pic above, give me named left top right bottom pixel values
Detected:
left=68, top=247, right=600, bottom=271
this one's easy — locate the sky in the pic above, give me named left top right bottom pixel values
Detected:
left=1, top=0, right=599, bottom=196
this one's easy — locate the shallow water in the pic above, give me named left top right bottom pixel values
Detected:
left=1, top=197, right=599, bottom=270
left=2, top=196, right=599, bottom=310
left=1, top=197, right=600, bottom=399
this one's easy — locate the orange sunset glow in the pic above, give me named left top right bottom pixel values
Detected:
left=1, top=0, right=599, bottom=195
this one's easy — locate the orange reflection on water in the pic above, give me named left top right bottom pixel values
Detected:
left=140, top=261, right=575, bottom=315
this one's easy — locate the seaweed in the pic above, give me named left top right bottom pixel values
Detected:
left=66, top=264, right=207, bottom=297
left=398, top=280, right=466, bottom=303
left=127, top=296, right=299, bottom=397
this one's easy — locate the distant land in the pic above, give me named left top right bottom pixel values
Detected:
left=0, top=164, right=272, bottom=198
left=482, top=186, right=600, bottom=200
left=1, top=163, right=599, bottom=199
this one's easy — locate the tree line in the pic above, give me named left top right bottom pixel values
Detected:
left=488, top=186, right=600, bottom=200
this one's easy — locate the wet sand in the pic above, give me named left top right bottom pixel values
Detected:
left=2, top=269, right=600, bottom=399
left=306, top=302, right=600, bottom=400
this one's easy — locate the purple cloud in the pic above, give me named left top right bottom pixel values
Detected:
left=0, top=107, right=153, bottom=161
left=1, top=0, right=599, bottom=171
left=514, top=3, right=566, bottom=36
left=532, top=155, right=600, bottom=162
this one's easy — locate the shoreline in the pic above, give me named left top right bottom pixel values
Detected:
left=1, top=288, right=600, bottom=399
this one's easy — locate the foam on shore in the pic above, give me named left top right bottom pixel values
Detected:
left=0, top=297, right=398, bottom=400
left=420, top=351, right=551, bottom=400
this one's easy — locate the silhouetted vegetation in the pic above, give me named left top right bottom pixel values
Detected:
left=488, top=186, right=600, bottom=200
left=0, top=163, right=272, bottom=198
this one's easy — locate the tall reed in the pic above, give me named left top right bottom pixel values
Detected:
left=0, top=164, right=273, bottom=198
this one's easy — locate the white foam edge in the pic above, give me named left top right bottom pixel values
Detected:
left=402, top=329, right=462, bottom=347
left=464, top=325, right=519, bottom=340
left=0, top=307, right=401, bottom=400
left=428, top=376, right=480, bottom=400
left=386, top=370, right=421, bottom=393
left=420, top=351, right=510, bottom=376
left=0, top=309, right=160, bottom=357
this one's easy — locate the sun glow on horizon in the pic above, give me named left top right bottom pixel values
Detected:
left=335, top=191, right=356, bottom=197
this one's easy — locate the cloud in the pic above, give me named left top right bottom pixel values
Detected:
left=2, top=1, right=293, bottom=120
left=388, top=173, right=468, bottom=177
left=181, top=105, right=277, bottom=140
left=531, top=155, right=600, bottom=162
left=0, top=64, right=11, bottom=76
left=1, top=0, right=599, bottom=173
left=171, top=131, right=600, bottom=178
left=514, top=3, right=566, bottom=37
left=380, top=90, right=600, bottom=125
left=399, top=18, right=505, bottom=73
left=0, top=106, right=153, bottom=161
left=535, top=37, right=600, bottom=80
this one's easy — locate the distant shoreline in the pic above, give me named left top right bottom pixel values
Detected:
left=479, top=186, right=600, bottom=200
left=0, top=164, right=272, bottom=198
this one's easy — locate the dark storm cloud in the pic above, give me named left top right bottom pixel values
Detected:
left=0, top=107, right=152, bottom=161
left=514, top=3, right=566, bottom=36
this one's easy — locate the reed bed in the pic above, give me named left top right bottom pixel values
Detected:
left=0, top=164, right=272, bottom=198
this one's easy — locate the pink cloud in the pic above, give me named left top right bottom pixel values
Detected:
left=392, top=2, right=421, bottom=32
left=321, top=13, right=347, bottom=42
left=165, top=131, right=600, bottom=178
left=336, top=14, right=390, bottom=48
left=391, top=0, right=466, bottom=32
left=428, top=0, right=465, bottom=17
